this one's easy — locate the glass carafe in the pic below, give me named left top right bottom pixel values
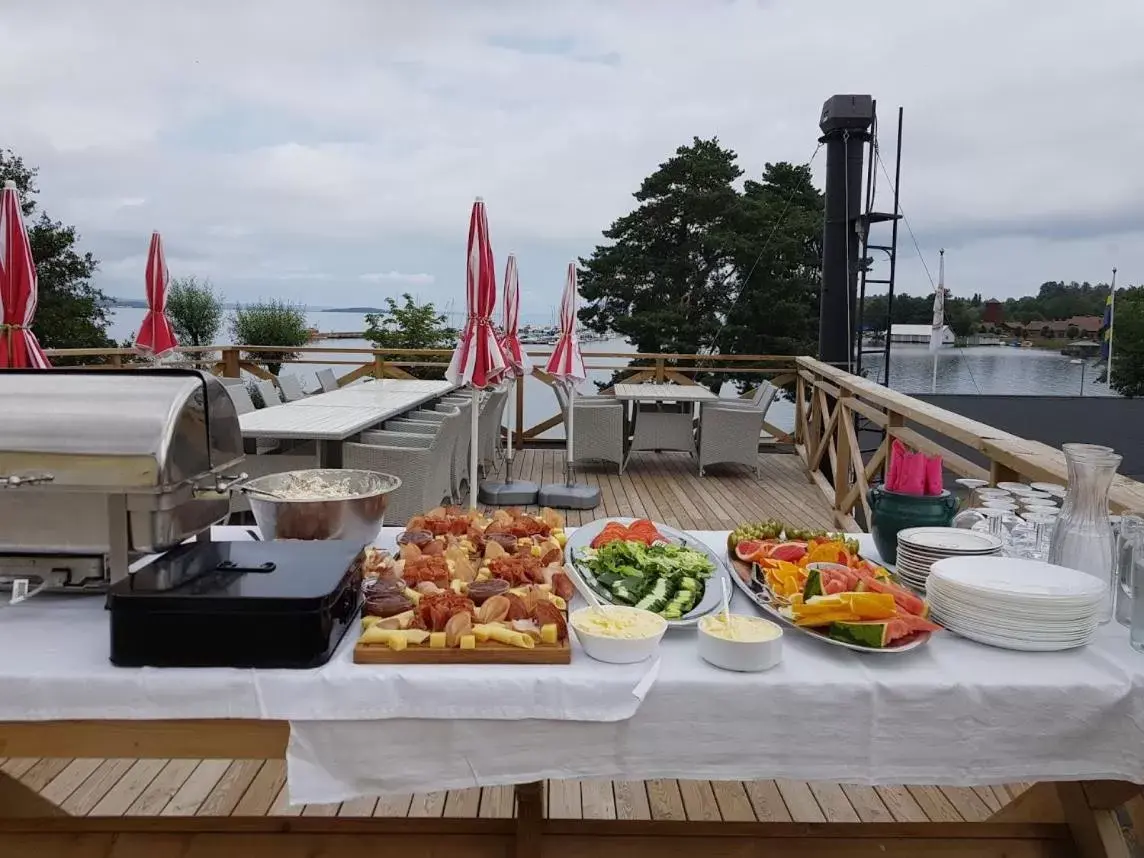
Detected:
left=1048, top=444, right=1121, bottom=623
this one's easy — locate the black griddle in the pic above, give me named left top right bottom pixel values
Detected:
left=108, top=539, right=364, bottom=668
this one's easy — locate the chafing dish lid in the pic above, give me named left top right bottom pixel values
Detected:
left=0, top=368, right=243, bottom=490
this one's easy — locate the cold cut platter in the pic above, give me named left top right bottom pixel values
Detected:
left=353, top=507, right=573, bottom=664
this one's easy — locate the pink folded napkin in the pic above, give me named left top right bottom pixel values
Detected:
left=886, top=439, right=944, bottom=496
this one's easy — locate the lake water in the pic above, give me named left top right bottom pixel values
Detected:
left=108, top=309, right=1117, bottom=438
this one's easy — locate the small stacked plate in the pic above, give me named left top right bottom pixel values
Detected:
left=895, top=527, right=1003, bottom=593
left=926, top=556, right=1107, bottom=651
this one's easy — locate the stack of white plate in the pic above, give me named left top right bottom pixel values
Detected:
left=926, top=556, right=1107, bottom=651
left=896, top=527, right=1004, bottom=593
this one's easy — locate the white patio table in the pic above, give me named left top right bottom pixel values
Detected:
left=612, top=382, right=717, bottom=468
left=239, top=380, right=454, bottom=465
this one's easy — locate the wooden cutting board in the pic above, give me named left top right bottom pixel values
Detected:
left=353, top=638, right=570, bottom=664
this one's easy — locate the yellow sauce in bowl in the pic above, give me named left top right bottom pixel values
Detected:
left=700, top=613, right=782, bottom=643
left=571, top=606, right=667, bottom=640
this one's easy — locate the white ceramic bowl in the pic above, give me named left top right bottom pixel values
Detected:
left=697, top=614, right=783, bottom=672
left=570, top=606, right=668, bottom=664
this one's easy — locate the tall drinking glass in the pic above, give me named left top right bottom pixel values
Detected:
left=1116, top=514, right=1144, bottom=627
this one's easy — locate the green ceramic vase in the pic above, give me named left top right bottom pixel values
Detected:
left=867, top=484, right=959, bottom=564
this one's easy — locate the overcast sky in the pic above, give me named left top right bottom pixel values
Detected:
left=3, top=0, right=1141, bottom=317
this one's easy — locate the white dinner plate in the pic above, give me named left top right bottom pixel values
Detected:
left=928, top=556, right=1109, bottom=601
left=898, top=528, right=1004, bottom=554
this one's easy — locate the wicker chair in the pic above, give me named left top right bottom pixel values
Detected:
left=554, top=386, right=626, bottom=473
left=478, top=384, right=511, bottom=471
left=254, top=379, right=282, bottom=407
left=381, top=398, right=473, bottom=502
left=316, top=369, right=339, bottom=393
left=224, top=384, right=256, bottom=415
left=344, top=407, right=463, bottom=525
left=696, top=383, right=778, bottom=477
left=277, top=374, right=308, bottom=401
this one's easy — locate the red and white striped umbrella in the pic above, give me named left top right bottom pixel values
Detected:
left=134, top=231, right=179, bottom=358
left=0, top=180, right=50, bottom=369
left=544, top=262, right=586, bottom=382
left=498, top=253, right=531, bottom=377
left=446, top=198, right=508, bottom=388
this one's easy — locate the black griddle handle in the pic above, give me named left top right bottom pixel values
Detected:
left=216, top=560, right=276, bottom=573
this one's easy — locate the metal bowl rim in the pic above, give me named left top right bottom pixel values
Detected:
left=243, top=468, right=402, bottom=503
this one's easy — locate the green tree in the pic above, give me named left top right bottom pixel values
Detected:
left=363, top=293, right=456, bottom=379
left=578, top=138, right=743, bottom=378
left=167, top=275, right=224, bottom=347
left=230, top=299, right=310, bottom=375
left=719, top=161, right=824, bottom=385
left=1109, top=288, right=1144, bottom=397
left=0, top=149, right=116, bottom=363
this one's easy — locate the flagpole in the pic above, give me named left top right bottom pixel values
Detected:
left=931, top=248, right=945, bottom=394
left=1108, top=267, right=1117, bottom=386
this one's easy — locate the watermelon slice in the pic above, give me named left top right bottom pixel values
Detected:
left=828, top=614, right=941, bottom=648
left=802, top=565, right=858, bottom=598
left=857, top=575, right=929, bottom=617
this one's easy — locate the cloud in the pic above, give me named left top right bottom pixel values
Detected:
left=1, top=0, right=1141, bottom=313
left=359, top=271, right=436, bottom=286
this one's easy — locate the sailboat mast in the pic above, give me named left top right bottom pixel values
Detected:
left=1109, top=266, right=1117, bottom=386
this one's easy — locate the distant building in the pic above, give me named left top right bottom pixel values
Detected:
left=890, top=324, right=955, bottom=345
left=982, top=300, right=1004, bottom=325
left=1037, top=315, right=1103, bottom=339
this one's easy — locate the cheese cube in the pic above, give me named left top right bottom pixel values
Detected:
left=540, top=624, right=558, bottom=645
left=429, top=632, right=447, bottom=649
left=387, top=634, right=408, bottom=652
left=459, top=635, right=476, bottom=650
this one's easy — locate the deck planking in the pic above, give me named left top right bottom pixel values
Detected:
left=8, top=450, right=1024, bottom=823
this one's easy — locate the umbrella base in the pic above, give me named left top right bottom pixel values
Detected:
left=477, top=480, right=540, bottom=506
left=537, top=482, right=600, bottom=510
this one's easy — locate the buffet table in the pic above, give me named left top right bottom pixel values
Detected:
left=1, top=525, right=1141, bottom=857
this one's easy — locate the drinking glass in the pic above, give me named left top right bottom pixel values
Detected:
left=1115, top=514, right=1144, bottom=627
left=1019, top=511, right=1057, bottom=561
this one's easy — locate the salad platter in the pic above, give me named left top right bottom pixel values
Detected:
left=566, top=517, right=729, bottom=627
left=354, top=507, right=573, bottom=664
left=725, top=521, right=940, bottom=653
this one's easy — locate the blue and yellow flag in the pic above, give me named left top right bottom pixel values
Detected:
left=1101, top=292, right=1113, bottom=361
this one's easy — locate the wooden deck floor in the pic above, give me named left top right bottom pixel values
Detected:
left=0, top=450, right=1049, bottom=825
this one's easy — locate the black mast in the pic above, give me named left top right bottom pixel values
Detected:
left=817, top=94, right=873, bottom=370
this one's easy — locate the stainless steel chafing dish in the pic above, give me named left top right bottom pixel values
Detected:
left=0, top=368, right=246, bottom=590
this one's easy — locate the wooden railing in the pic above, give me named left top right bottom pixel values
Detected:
left=41, top=344, right=798, bottom=445
left=794, top=356, right=1144, bottom=530
left=45, top=345, right=1143, bottom=525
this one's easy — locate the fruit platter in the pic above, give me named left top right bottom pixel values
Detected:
left=726, top=521, right=940, bottom=652
left=353, top=507, right=573, bottom=664
left=566, top=517, right=729, bottom=626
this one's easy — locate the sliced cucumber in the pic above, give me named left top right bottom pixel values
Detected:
left=634, top=577, right=672, bottom=613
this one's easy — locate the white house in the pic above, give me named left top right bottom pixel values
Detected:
left=890, top=324, right=955, bottom=345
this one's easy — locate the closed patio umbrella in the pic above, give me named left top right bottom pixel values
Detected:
left=134, top=231, right=179, bottom=358
left=478, top=253, right=539, bottom=505
left=445, top=198, right=508, bottom=509
left=0, top=180, right=50, bottom=369
left=538, top=263, right=600, bottom=509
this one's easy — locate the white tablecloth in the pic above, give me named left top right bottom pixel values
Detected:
left=286, top=532, right=1144, bottom=803
left=0, top=527, right=657, bottom=723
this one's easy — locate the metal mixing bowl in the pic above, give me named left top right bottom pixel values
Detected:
left=242, top=469, right=402, bottom=543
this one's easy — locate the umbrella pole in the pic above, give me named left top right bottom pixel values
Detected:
left=565, top=380, right=575, bottom=485
left=505, top=377, right=515, bottom=482
left=470, top=386, right=480, bottom=510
